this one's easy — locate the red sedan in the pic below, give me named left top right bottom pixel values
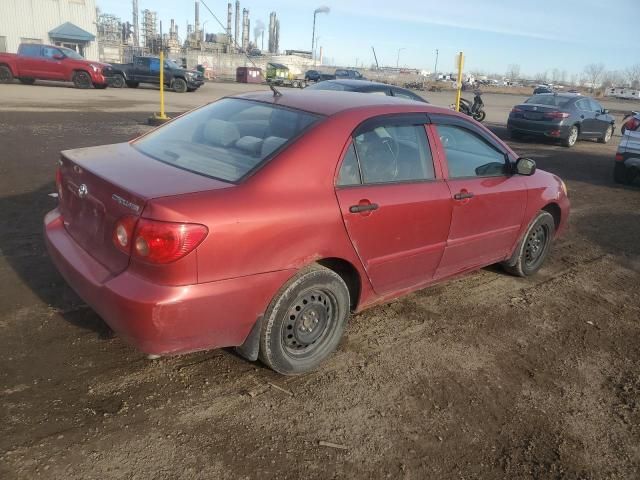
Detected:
left=44, top=90, right=570, bottom=374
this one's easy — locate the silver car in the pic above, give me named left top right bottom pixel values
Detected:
left=615, top=114, right=640, bottom=185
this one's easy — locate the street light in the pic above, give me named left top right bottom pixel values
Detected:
left=312, top=6, right=329, bottom=64
left=396, top=47, right=406, bottom=69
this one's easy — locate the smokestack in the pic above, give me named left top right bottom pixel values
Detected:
left=234, top=1, right=240, bottom=50
left=268, top=12, right=276, bottom=53
left=227, top=3, right=232, bottom=41
left=170, top=18, right=175, bottom=37
left=274, top=18, right=280, bottom=54
left=195, top=0, right=200, bottom=39
left=132, top=0, right=139, bottom=46
left=242, top=8, right=249, bottom=52
left=319, top=46, right=323, bottom=65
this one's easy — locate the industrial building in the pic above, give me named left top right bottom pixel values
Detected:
left=0, top=0, right=100, bottom=61
left=0, top=0, right=312, bottom=78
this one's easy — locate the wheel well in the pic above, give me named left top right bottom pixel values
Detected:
left=317, top=258, right=361, bottom=310
left=542, top=203, right=561, bottom=231
left=73, top=69, right=90, bottom=76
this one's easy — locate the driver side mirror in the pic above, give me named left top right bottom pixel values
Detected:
left=515, top=157, right=536, bottom=176
left=53, top=53, right=65, bottom=60
left=602, top=108, right=609, bottom=115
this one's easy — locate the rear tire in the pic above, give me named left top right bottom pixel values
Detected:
left=0, top=65, right=14, bottom=83
left=173, top=78, right=187, bottom=93
left=72, top=71, right=92, bottom=89
left=502, top=211, right=555, bottom=277
left=259, top=265, right=350, bottom=375
left=473, top=110, right=486, bottom=122
left=562, top=126, right=578, bottom=148
left=598, top=124, right=613, bottom=144
left=19, top=77, right=35, bottom=85
left=614, top=162, right=632, bottom=185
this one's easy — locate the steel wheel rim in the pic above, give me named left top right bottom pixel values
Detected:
left=0, top=68, right=10, bottom=81
left=568, top=128, right=578, bottom=145
left=282, top=288, right=337, bottom=357
left=524, top=224, right=548, bottom=268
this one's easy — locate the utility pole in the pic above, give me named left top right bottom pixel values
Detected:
left=434, top=49, right=439, bottom=77
left=396, top=47, right=405, bottom=69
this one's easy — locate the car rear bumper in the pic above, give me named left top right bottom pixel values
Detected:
left=44, top=208, right=295, bottom=356
left=508, top=118, right=572, bottom=138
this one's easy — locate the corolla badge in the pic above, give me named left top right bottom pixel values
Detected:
left=78, top=184, right=89, bottom=198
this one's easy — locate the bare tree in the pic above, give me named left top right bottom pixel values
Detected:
left=625, top=64, right=640, bottom=89
left=534, top=70, right=548, bottom=83
left=551, top=68, right=561, bottom=84
left=583, top=63, right=606, bottom=90
left=602, top=70, right=624, bottom=88
left=506, top=64, right=520, bottom=81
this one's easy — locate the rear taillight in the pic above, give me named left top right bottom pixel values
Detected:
left=510, top=107, right=523, bottom=114
left=55, top=167, right=63, bottom=199
left=131, top=218, right=208, bottom=264
left=615, top=153, right=624, bottom=162
left=543, top=111, right=570, bottom=119
left=113, top=215, right=138, bottom=253
left=624, top=117, right=639, bottom=131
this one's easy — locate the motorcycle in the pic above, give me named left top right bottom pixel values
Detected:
left=452, top=90, right=486, bottom=122
left=621, top=111, right=640, bottom=135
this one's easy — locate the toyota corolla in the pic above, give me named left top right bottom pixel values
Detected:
left=45, top=90, right=569, bottom=374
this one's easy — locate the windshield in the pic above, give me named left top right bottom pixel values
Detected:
left=133, top=98, right=322, bottom=182
left=525, top=95, right=573, bottom=107
left=60, top=47, right=84, bottom=60
left=165, top=59, right=182, bottom=69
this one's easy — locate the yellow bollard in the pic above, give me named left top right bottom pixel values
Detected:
left=454, top=52, right=464, bottom=112
left=149, top=50, right=170, bottom=125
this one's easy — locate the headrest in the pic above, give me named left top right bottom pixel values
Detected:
left=203, top=119, right=240, bottom=147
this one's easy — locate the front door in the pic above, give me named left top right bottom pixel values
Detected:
left=576, top=98, right=598, bottom=136
left=335, top=117, right=452, bottom=294
left=431, top=120, right=527, bottom=278
left=41, top=45, right=66, bottom=80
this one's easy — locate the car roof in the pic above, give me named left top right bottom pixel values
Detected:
left=322, top=79, right=377, bottom=87
left=234, top=89, right=441, bottom=116
left=531, top=92, right=582, bottom=98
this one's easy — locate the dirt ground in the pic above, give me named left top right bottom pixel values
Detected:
left=0, top=84, right=639, bottom=480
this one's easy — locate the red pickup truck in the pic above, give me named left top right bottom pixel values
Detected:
left=0, top=43, right=113, bottom=89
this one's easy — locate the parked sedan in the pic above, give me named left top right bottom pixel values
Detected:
left=306, top=79, right=428, bottom=102
left=508, top=93, right=615, bottom=147
left=45, top=91, right=569, bottom=374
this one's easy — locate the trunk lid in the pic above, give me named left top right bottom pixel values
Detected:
left=58, top=142, right=230, bottom=274
left=514, top=104, right=564, bottom=121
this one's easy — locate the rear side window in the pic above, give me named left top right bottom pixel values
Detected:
left=20, top=44, right=41, bottom=57
left=133, top=98, right=321, bottom=182
left=338, top=123, right=434, bottom=185
left=436, top=125, right=506, bottom=178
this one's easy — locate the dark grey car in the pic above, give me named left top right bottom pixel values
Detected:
left=305, top=79, right=428, bottom=103
left=507, top=93, right=615, bottom=147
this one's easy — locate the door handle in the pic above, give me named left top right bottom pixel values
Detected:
left=453, top=191, right=474, bottom=200
left=349, top=203, right=379, bottom=213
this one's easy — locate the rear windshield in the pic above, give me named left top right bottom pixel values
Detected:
left=306, top=82, right=349, bottom=91
left=133, top=98, right=321, bottom=182
left=525, top=95, right=573, bottom=107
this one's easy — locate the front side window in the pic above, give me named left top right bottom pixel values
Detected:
left=42, top=46, right=61, bottom=59
left=58, top=47, right=83, bottom=59
left=436, top=125, right=506, bottom=178
left=348, top=123, right=434, bottom=184
left=589, top=99, right=603, bottom=112
left=133, top=98, right=321, bottom=182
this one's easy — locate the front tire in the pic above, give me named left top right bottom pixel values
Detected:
left=173, top=78, right=187, bottom=93
left=110, top=74, right=125, bottom=88
left=259, top=265, right=350, bottom=375
left=72, top=71, right=92, bottom=89
left=562, top=126, right=578, bottom=148
left=125, top=81, right=139, bottom=88
left=598, top=124, right=613, bottom=144
left=0, top=65, right=14, bottom=83
left=502, top=211, right=555, bottom=277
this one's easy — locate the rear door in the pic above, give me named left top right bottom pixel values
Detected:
left=134, top=56, right=155, bottom=83
left=431, top=116, right=527, bottom=278
left=16, top=44, right=43, bottom=77
left=335, top=114, right=452, bottom=294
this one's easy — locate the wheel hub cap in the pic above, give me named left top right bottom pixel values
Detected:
left=525, top=225, right=547, bottom=266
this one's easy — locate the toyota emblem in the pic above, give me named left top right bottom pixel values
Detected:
left=78, top=184, right=88, bottom=198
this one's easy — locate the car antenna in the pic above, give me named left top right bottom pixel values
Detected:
left=199, top=0, right=283, bottom=98
left=269, top=83, right=282, bottom=97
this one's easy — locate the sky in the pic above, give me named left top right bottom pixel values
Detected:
left=97, top=0, right=640, bottom=78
